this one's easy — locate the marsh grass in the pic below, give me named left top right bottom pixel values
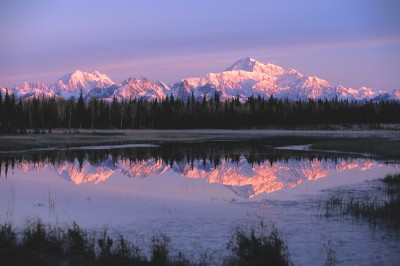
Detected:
left=224, top=222, right=292, bottom=266
left=0, top=220, right=190, bottom=266
left=322, top=241, right=336, bottom=266
left=318, top=174, right=400, bottom=229
left=0, top=220, right=292, bottom=266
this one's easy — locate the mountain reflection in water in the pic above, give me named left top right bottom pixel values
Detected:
left=2, top=142, right=399, bottom=266
left=0, top=143, right=386, bottom=198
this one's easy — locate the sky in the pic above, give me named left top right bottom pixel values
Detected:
left=1, top=0, right=400, bottom=91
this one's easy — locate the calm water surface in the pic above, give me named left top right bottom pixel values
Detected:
left=1, top=141, right=399, bottom=265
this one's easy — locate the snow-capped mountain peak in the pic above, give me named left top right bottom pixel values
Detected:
left=114, top=77, right=169, bottom=101
left=14, top=82, right=49, bottom=94
left=6, top=82, right=54, bottom=99
left=225, top=57, right=259, bottom=72
left=60, top=69, right=114, bottom=90
left=225, top=57, right=299, bottom=76
left=183, top=58, right=400, bottom=102
left=50, top=70, right=115, bottom=99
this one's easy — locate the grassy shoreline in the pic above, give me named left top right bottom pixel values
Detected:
left=0, top=129, right=399, bottom=159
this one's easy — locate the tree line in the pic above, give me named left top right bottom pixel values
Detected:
left=0, top=90, right=399, bottom=132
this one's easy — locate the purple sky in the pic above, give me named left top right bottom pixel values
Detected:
left=1, top=0, right=400, bottom=91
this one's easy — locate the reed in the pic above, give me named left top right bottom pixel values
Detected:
left=318, top=174, right=400, bottom=229
left=0, top=220, right=292, bottom=266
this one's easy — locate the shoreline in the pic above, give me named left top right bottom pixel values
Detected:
left=1, top=129, right=400, bottom=158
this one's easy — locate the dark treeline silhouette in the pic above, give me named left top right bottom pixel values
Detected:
left=0, top=140, right=365, bottom=178
left=1, top=90, right=400, bottom=132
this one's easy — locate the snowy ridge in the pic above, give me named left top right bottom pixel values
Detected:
left=114, top=77, right=170, bottom=101
left=13, top=82, right=54, bottom=98
left=3, top=57, right=399, bottom=102
left=50, top=70, right=115, bottom=99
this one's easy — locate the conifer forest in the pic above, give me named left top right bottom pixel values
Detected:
left=1, top=90, right=399, bottom=132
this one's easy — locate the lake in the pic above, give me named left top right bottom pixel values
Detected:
left=1, top=139, right=399, bottom=265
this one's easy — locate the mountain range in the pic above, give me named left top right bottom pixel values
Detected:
left=2, top=57, right=399, bottom=102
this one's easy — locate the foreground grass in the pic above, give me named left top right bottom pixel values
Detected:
left=224, top=224, right=291, bottom=266
left=319, top=174, right=400, bottom=229
left=0, top=220, right=292, bottom=266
